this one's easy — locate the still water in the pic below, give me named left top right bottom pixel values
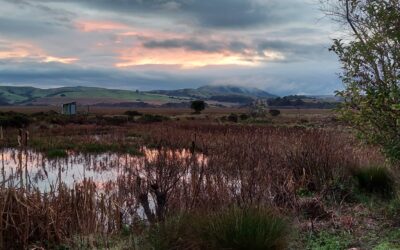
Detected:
left=0, top=147, right=207, bottom=192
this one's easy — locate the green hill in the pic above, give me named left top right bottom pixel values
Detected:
left=149, top=85, right=276, bottom=102
left=0, top=86, right=172, bottom=104
left=0, top=85, right=278, bottom=105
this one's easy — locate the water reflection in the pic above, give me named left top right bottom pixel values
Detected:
left=0, top=147, right=207, bottom=192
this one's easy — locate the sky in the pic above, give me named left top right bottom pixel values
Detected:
left=0, top=0, right=342, bottom=95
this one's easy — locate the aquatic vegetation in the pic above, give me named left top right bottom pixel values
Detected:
left=0, top=121, right=389, bottom=248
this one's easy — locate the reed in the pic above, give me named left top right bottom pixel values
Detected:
left=0, top=121, right=385, bottom=248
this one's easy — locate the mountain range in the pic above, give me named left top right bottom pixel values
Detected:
left=0, top=85, right=277, bottom=106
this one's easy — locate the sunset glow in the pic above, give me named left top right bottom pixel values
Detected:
left=76, top=20, right=130, bottom=32
left=43, top=56, right=79, bottom=64
left=0, top=40, right=78, bottom=64
left=115, top=48, right=271, bottom=68
left=0, top=0, right=340, bottom=95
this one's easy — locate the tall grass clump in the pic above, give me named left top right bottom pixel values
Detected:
left=147, top=215, right=203, bottom=250
left=0, top=181, right=124, bottom=249
left=354, top=166, right=395, bottom=198
left=147, top=207, right=289, bottom=250
left=204, top=207, right=289, bottom=250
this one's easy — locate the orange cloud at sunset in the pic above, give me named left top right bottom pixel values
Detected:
left=0, top=42, right=37, bottom=59
left=74, top=19, right=282, bottom=68
left=118, top=30, right=183, bottom=40
left=0, top=39, right=78, bottom=64
left=115, top=47, right=284, bottom=68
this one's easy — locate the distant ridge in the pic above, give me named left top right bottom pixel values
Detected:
left=149, top=85, right=277, bottom=100
left=0, top=85, right=277, bottom=105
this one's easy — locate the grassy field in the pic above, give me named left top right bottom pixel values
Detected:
left=0, top=86, right=175, bottom=104
left=0, top=107, right=398, bottom=249
left=0, top=105, right=333, bottom=115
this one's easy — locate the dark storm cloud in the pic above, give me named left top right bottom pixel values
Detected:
left=0, top=60, right=209, bottom=90
left=0, top=0, right=75, bottom=40
left=141, top=36, right=331, bottom=62
left=143, top=38, right=262, bottom=56
left=179, top=0, right=276, bottom=28
left=143, top=39, right=225, bottom=52
left=31, top=0, right=308, bottom=29
left=257, top=40, right=331, bottom=61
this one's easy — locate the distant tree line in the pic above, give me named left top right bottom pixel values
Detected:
left=209, top=95, right=254, bottom=104
left=267, top=96, right=338, bottom=109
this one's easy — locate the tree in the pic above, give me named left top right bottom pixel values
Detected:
left=324, top=0, right=400, bottom=161
left=191, top=100, right=206, bottom=114
left=269, top=109, right=281, bottom=117
left=227, top=113, right=239, bottom=123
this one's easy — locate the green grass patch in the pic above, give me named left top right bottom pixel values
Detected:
left=31, top=137, right=143, bottom=155
left=306, top=231, right=352, bottom=250
left=147, top=207, right=290, bottom=250
left=373, top=228, right=400, bottom=250
left=205, top=207, right=289, bottom=250
left=126, top=146, right=143, bottom=156
left=354, top=166, right=395, bottom=198
left=80, top=143, right=119, bottom=153
left=46, top=149, right=68, bottom=159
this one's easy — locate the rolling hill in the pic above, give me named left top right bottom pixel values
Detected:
left=0, top=85, right=277, bottom=105
left=0, top=85, right=340, bottom=108
left=0, top=86, right=173, bottom=105
left=149, top=85, right=276, bottom=100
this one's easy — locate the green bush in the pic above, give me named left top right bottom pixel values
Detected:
left=269, top=109, right=281, bottom=117
left=239, top=113, right=250, bottom=121
left=139, top=114, right=169, bottom=123
left=101, top=115, right=129, bottom=126
left=382, top=139, right=400, bottom=163
left=0, top=112, right=31, bottom=128
left=354, top=166, right=395, bottom=198
left=126, top=146, right=143, bottom=156
left=228, top=113, right=239, bottom=123
left=191, top=100, right=206, bottom=114
left=124, top=110, right=142, bottom=117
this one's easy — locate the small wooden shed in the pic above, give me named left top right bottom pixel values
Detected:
left=61, top=102, right=77, bottom=115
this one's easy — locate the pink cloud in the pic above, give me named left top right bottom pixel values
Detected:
left=115, top=46, right=266, bottom=69
left=73, top=19, right=284, bottom=68
left=0, top=39, right=79, bottom=64
left=75, top=20, right=130, bottom=32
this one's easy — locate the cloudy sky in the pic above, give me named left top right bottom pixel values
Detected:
left=0, top=0, right=341, bottom=95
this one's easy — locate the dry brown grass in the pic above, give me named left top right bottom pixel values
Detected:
left=0, top=121, right=384, bottom=248
left=0, top=181, right=125, bottom=249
